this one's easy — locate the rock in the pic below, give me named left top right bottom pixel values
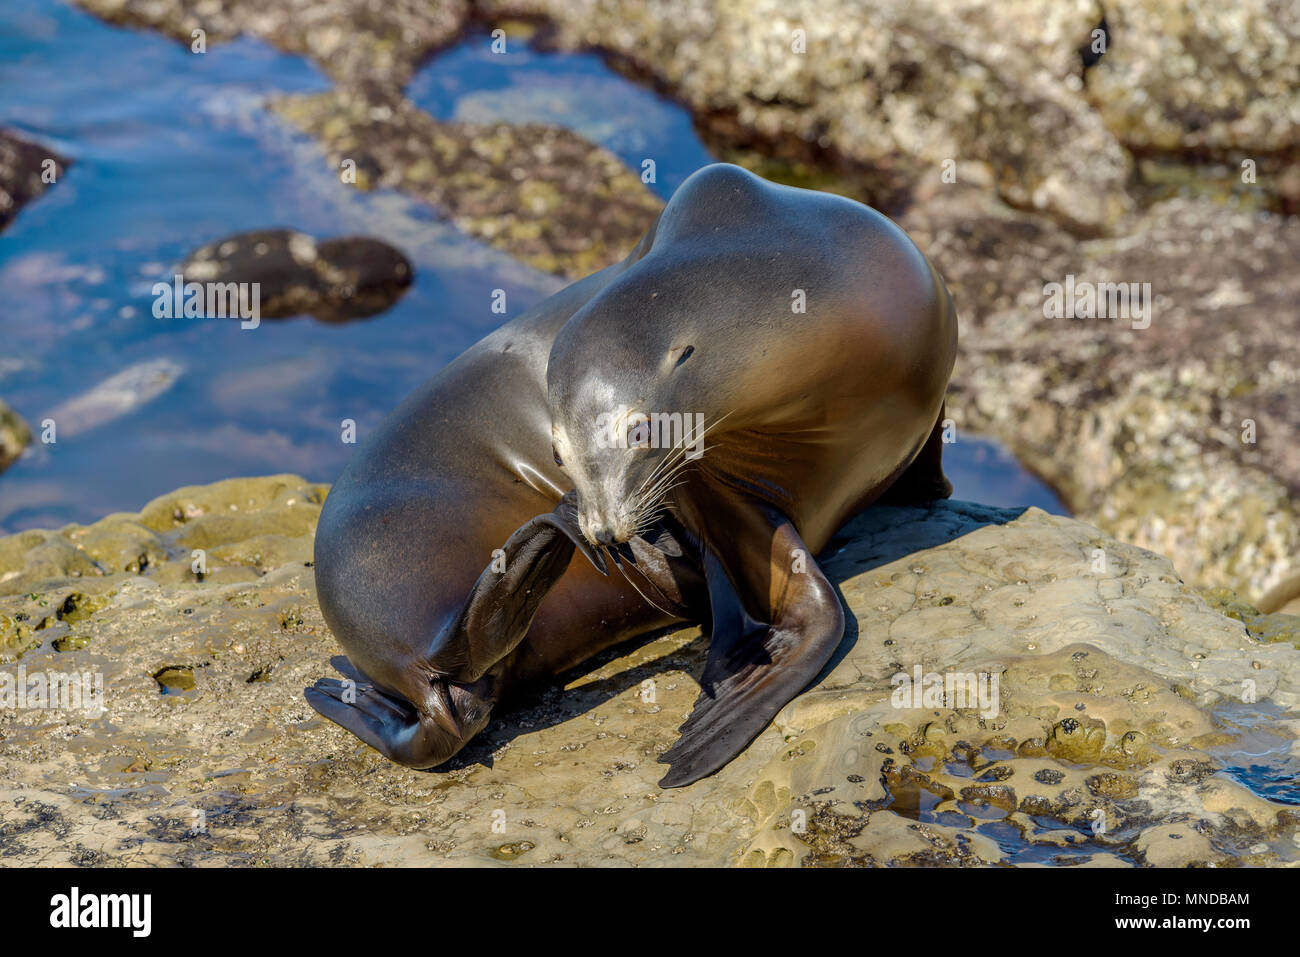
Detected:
left=1087, top=1, right=1300, bottom=199
left=1258, top=574, right=1300, bottom=617
left=43, top=358, right=184, bottom=440
left=70, top=0, right=470, bottom=91
left=476, top=0, right=1133, bottom=234
left=0, top=129, right=69, bottom=233
left=0, top=401, right=31, bottom=476
left=2, top=480, right=1296, bottom=866
left=901, top=186, right=1300, bottom=600
left=1200, top=587, right=1300, bottom=649
left=271, top=92, right=663, bottom=278
left=179, top=229, right=413, bottom=323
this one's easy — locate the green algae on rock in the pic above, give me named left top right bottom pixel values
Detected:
left=1, top=479, right=1297, bottom=866
left=1199, top=587, right=1300, bottom=651
left=272, top=90, right=663, bottom=279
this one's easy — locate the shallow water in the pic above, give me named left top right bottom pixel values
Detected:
left=0, top=1, right=1066, bottom=532
left=407, top=37, right=716, bottom=201
left=1209, top=700, right=1300, bottom=807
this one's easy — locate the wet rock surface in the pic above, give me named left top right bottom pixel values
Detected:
left=0, top=128, right=68, bottom=233
left=1, top=477, right=1296, bottom=866
left=179, top=228, right=413, bottom=323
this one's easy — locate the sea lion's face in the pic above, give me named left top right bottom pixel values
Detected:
left=549, top=339, right=704, bottom=547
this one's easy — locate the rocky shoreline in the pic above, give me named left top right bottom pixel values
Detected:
left=2, top=0, right=1295, bottom=866
left=2, top=475, right=1297, bottom=866
left=52, top=0, right=1300, bottom=604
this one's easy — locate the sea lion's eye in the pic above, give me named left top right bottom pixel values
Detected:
left=673, top=344, right=695, bottom=367
left=552, top=445, right=563, bottom=467
left=626, top=413, right=652, bottom=449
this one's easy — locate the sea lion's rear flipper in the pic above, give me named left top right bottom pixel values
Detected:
left=306, top=655, right=498, bottom=768
left=304, top=658, right=424, bottom=764
left=657, top=507, right=844, bottom=788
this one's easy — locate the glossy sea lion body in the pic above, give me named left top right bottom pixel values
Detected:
left=307, top=246, right=682, bottom=769
left=307, top=164, right=957, bottom=786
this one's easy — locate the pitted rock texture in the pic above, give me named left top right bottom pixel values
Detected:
left=902, top=187, right=1300, bottom=601
left=1, top=478, right=1296, bottom=866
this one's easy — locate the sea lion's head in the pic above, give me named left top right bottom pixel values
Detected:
left=547, top=272, right=719, bottom=548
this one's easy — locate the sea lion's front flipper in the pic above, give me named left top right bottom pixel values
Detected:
left=442, top=490, right=612, bottom=681
left=658, top=507, right=844, bottom=788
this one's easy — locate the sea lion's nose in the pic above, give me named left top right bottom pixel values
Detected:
left=591, top=524, right=618, bottom=546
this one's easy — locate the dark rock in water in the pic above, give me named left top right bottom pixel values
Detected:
left=0, top=400, right=31, bottom=476
left=0, top=129, right=70, bottom=233
left=179, top=229, right=413, bottom=323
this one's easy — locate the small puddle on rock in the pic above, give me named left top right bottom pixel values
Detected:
left=153, top=666, right=196, bottom=694
left=944, top=434, right=1069, bottom=515
left=1208, top=700, right=1300, bottom=805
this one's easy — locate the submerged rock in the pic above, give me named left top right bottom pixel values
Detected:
left=70, top=0, right=470, bottom=90
left=0, top=401, right=31, bottom=476
left=0, top=129, right=69, bottom=233
left=272, top=91, right=663, bottom=278
left=1, top=477, right=1296, bottom=866
left=43, top=358, right=184, bottom=440
left=179, top=229, right=413, bottom=323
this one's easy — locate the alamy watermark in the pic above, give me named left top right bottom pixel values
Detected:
left=1042, top=274, right=1151, bottom=330
left=152, top=274, right=261, bottom=329
left=0, top=665, right=105, bottom=716
left=891, top=665, right=1000, bottom=719
left=593, top=408, right=706, bottom=459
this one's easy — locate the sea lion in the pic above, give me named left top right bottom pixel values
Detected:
left=305, top=234, right=689, bottom=772
left=306, top=163, right=957, bottom=787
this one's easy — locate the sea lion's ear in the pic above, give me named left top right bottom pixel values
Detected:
left=657, top=515, right=845, bottom=788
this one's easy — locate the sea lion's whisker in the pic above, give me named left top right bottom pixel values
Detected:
left=636, top=456, right=693, bottom=506
left=632, top=480, right=689, bottom=535
left=632, top=410, right=732, bottom=498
